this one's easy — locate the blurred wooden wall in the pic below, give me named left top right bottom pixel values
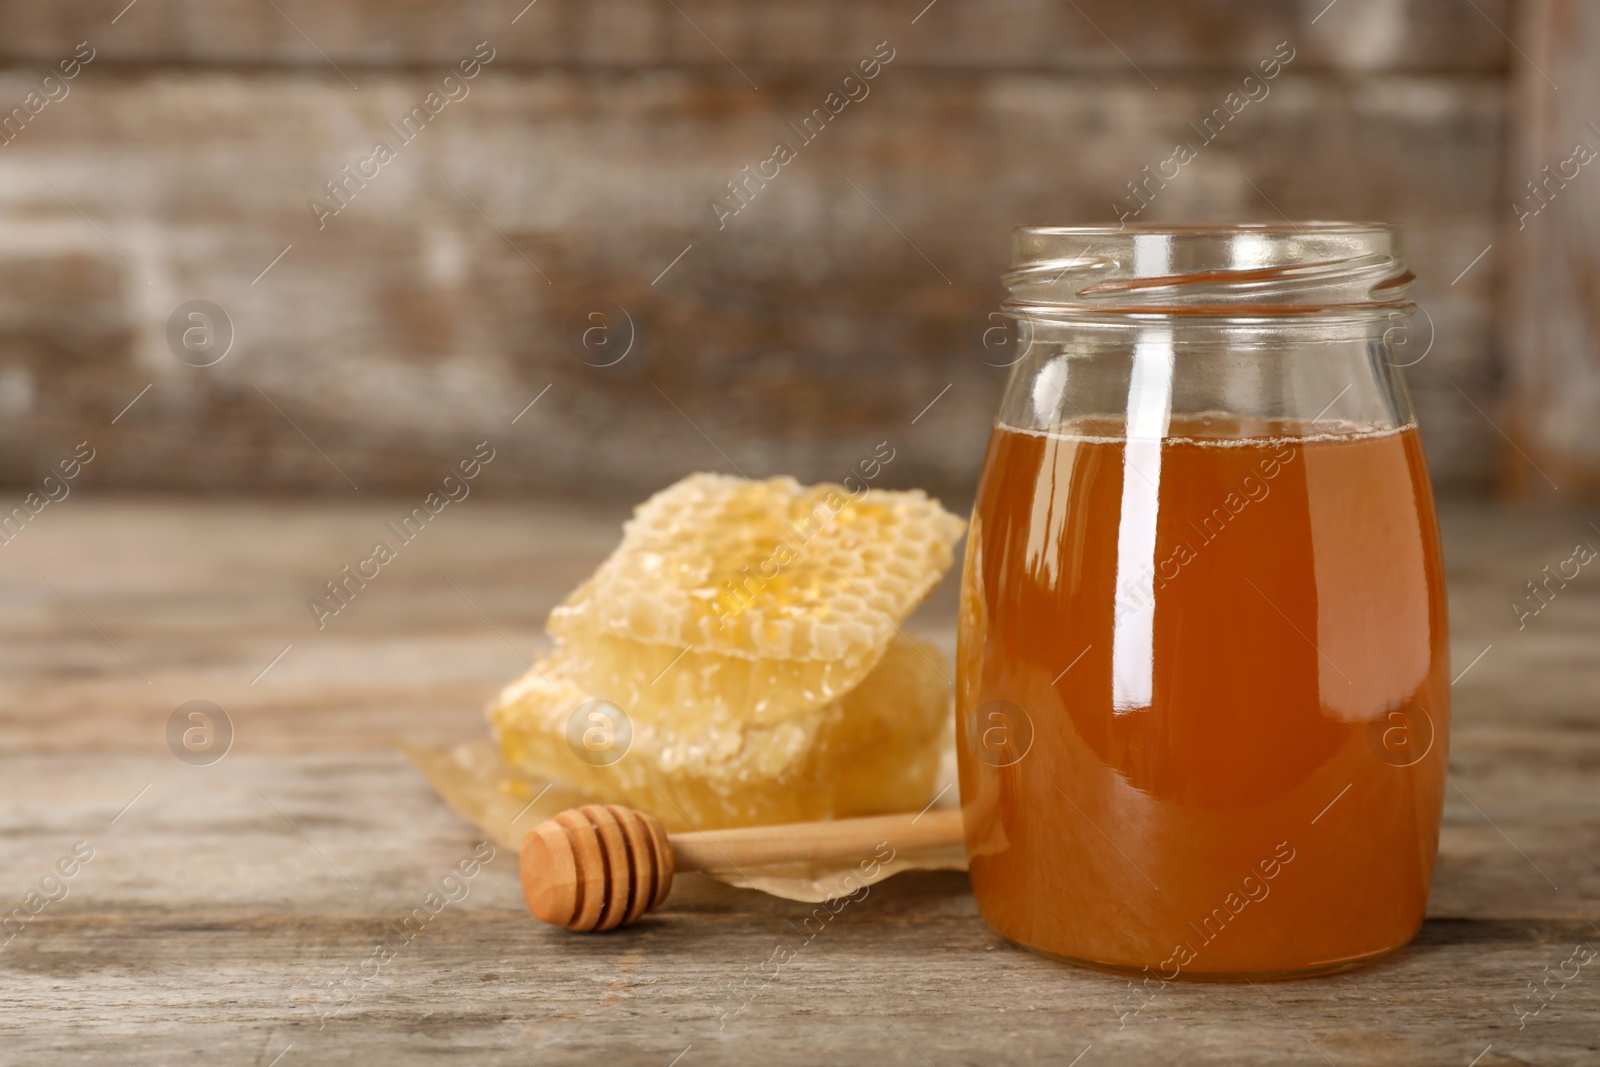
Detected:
left=1505, top=0, right=1600, bottom=495
left=0, top=0, right=1517, bottom=501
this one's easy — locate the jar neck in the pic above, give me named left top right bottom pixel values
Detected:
left=994, top=318, right=1417, bottom=441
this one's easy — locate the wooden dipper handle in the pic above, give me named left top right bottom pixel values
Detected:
left=520, top=804, right=965, bottom=932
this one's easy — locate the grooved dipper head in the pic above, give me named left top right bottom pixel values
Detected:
left=520, top=804, right=675, bottom=931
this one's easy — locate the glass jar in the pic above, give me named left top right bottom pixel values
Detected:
left=956, top=223, right=1449, bottom=980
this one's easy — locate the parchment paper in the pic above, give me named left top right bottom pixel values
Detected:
left=401, top=740, right=967, bottom=904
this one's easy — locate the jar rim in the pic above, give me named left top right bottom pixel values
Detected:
left=1015, top=221, right=1400, bottom=239
left=1005, top=221, right=1413, bottom=317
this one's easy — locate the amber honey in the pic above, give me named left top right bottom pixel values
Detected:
left=956, top=418, right=1449, bottom=978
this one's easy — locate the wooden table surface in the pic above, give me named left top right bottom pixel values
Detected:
left=1, top=498, right=1597, bottom=1066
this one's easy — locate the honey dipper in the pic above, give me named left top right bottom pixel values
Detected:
left=520, top=804, right=966, bottom=931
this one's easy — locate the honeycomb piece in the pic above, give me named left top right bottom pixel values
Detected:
left=550, top=633, right=878, bottom=729
left=546, top=473, right=966, bottom=722
left=488, top=634, right=951, bottom=831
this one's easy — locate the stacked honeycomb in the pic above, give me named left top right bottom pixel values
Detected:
left=488, top=473, right=966, bottom=830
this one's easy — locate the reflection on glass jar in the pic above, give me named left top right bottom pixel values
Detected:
left=956, top=224, right=1449, bottom=980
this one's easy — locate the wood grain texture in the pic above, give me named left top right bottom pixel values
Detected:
left=1501, top=0, right=1600, bottom=494
left=0, top=0, right=1511, bottom=71
left=0, top=499, right=1597, bottom=1064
